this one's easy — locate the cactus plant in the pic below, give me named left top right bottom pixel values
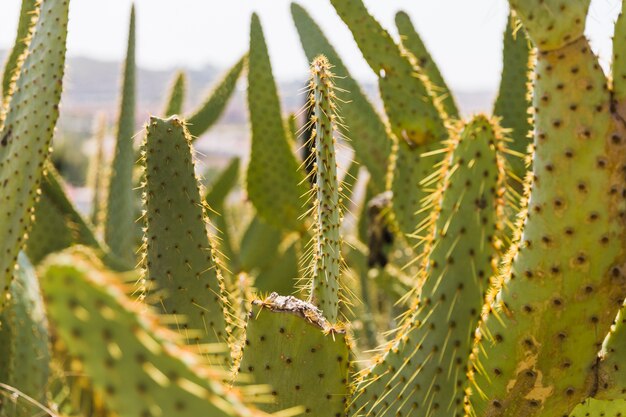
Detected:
left=466, top=2, right=626, bottom=417
left=141, top=116, right=230, bottom=358
left=351, top=115, right=505, bottom=417
left=103, top=5, right=137, bottom=264
left=163, top=71, right=187, bottom=117
left=0, top=0, right=69, bottom=308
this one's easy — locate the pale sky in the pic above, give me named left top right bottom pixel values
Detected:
left=0, top=0, right=622, bottom=91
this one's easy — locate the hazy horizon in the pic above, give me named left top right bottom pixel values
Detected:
left=0, top=1, right=622, bottom=92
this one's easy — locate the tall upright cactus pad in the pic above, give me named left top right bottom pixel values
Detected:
left=329, top=0, right=447, bottom=144
left=104, top=6, right=136, bottom=263
left=395, top=11, right=459, bottom=119
left=613, top=2, right=626, bottom=106
left=87, top=115, right=108, bottom=227
left=306, top=55, right=343, bottom=323
left=0, top=253, right=50, bottom=417
left=247, top=14, right=307, bottom=231
left=508, top=0, right=590, bottom=51
left=163, top=71, right=186, bottom=116
left=141, top=116, right=229, bottom=354
left=1, top=0, right=38, bottom=102
left=493, top=13, right=532, bottom=188
left=237, top=293, right=351, bottom=415
left=467, top=28, right=626, bottom=417
left=0, top=0, right=69, bottom=308
left=291, top=3, right=391, bottom=193
left=351, top=116, right=505, bottom=417
left=187, top=56, right=245, bottom=138
left=39, top=251, right=269, bottom=417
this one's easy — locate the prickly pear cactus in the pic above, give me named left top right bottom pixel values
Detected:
left=141, top=116, right=230, bottom=356
left=103, top=5, right=136, bottom=264
left=163, top=71, right=186, bottom=116
left=0, top=0, right=69, bottom=308
left=351, top=115, right=505, bottom=417
left=39, top=249, right=268, bottom=417
left=246, top=14, right=307, bottom=231
left=0, top=253, right=49, bottom=417
left=466, top=3, right=626, bottom=416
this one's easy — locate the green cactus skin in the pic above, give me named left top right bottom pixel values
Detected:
left=26, top=164, right=130, bottom=270
left=395, top=11, right=459, bottom=120
left=1, top=0, right=38, bottom=102
left=239, top=216, right=282, bottom=274
left=205, top=158, right=241, bottom=272
left=351, top=115, right=505, bottom=417
left=205, top=158, right=241, bottom=210
left=87, top=115, right=108, bottom=227
left=237, top=293, right=351, bottom=415
left=247, top=14, right=307, bottom=232
left=329, top=0, right=447, bottom=145
left=141, top=116, right=229, bottom=356
left=0, top=253, right=49, bottom=417
left=569, top=399, right=626, bottom=417
left=508, top=0, right=590, bottom=52
left=254, top=240, right=300, bottom=296
left=493, top=13, right=533, bottom=192
left=327, top=0, right=448, bottom=240
left=39, top=250, right=270, bottom=417
left=103, top=5, right=136, bottom=264
left=613, top=2, right=626, bottom=107
left=291, top=3, right=391, bottom=193
left=466, top=35, right=626, bottom=417
left=306, top=55, right=344, bottom=323
left=0, top=0, right=69, bottom=308
left=163, top=71, right=186, bottom=116
left=593, top=305, right=626, bottom=401
left=187, top=56, right=245, bottom=139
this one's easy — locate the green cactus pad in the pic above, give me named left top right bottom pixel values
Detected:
left=595, top=305, right=626, bottom=400
left=613, top=2, right=626, bottom=105
left=508, top=0, right=590, bottom=51
left=493, top=13, right=532, bottom=190
left=306, top=55, right=344, bottom=323
left=239, top=216, right=282, bottom=273
left=39, top=251, right=269, bottom=417
left=291, top=3, right=391, bottom=193
left=246, top=14, right=307, bottom=232
left=0, top=0, right=69, bottom=308
left=569, top=399, right=626, bottom=417
left=237, top=293, right=351, bottom=415
left=1, top=0, right=37, bottom=101
left=0, top=253, right=49, bottom=417
left=87, top=115, right=108, bottom=227
left=351, top=115, right=505, bottom=417
left=163, top=71, right=186, bottom=116
left=395, top=11, right=459, bottom=119
left=103, top=5, right=136, bottom=263
left=205, top=158, right=241, bottom=210
left=187, top=56, right=245, bottom=138
left=254, top=241, right=300, bottom=296
left=467, top=36, right=626, bottom=417
left=141, top=116, right=229, bottom=355
left=329, top=0, right=447, bottom=145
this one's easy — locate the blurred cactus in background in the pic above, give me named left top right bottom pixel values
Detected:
left=2, top=1, right=626, bottom=417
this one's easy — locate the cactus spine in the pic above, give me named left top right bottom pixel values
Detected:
left=0, top=0, right=69, bottom=308
left=103, top=5, right=136, bottom=263
left=466, top=2, right=626, bottom=416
